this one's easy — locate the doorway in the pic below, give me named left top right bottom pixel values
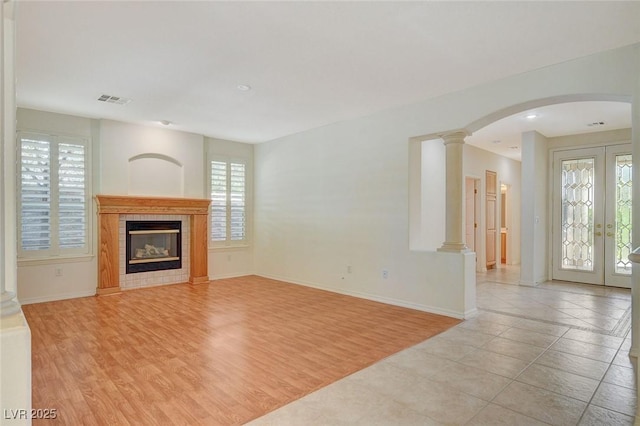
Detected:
left=465, top=177, right=479, bottom=254
left=551, top=144, right=632, bottom=288
left=486, top=170, right=497, bottom=270
left=500, top=183, right=509, bottom=265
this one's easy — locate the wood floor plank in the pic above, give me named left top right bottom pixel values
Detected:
left=23, top=275, right=460, bottom=425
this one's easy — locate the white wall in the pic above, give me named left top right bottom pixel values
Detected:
left=254, top=120, right=475, bottom=318
left=548, top=128, right=631, bottom=150
left=253, top=43, right=639, bottom=319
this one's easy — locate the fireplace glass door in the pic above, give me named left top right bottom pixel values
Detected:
left=126, top=221, right=181, bottom=274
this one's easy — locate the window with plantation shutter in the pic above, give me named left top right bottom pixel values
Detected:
left=18, top=132, right=90, bottom=257
left=209, top=159, right=247, bottom=245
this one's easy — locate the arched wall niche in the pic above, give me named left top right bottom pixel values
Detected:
left=127, top=153, right=184, bottom=197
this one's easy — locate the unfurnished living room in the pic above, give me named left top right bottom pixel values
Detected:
left=2, top=1, right=640, bottom=425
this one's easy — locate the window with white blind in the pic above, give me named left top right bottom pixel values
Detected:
left=18, top=132, right=90, bottom=257
left=210, top=159, right=246, bottom=245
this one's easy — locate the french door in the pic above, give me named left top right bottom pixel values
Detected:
left=552, top=144, right=632, bottom=288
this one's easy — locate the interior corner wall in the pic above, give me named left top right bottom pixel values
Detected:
left=521, top=131, right=548, bottom=285
left=254, top=43, right=639, bottom=319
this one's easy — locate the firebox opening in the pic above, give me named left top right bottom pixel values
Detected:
left=126, top=221, right=182, bottom=274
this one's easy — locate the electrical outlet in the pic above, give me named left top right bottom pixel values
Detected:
left=347, top=265, right=352, bottom=274
left=382, top=269, right=389, bottom=279
left=55, top=267, right=63, bottom=277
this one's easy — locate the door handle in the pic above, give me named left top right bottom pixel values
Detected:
left=607, top=232, right=614, bottom=237
left=595, top=231, right=602, bottom=236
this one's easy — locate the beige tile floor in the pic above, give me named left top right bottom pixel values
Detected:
left=248, top=266, right=637, bottom=425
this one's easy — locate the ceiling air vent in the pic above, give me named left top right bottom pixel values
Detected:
left=587, top=121, right=605, bottom=127
left=97, top=94, right=131, bottom=105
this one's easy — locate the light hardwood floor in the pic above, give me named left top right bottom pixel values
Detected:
left=24, top=275, right=460, bottom=425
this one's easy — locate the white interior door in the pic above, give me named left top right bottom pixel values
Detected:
left=552, top=145, right=632, bottom=288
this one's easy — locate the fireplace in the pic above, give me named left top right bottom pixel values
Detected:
left=95, top=195, right=210, bottom=295
left=126, top=220, right=182, bottom=274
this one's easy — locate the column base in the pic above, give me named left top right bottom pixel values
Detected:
left=189, top=276, right=210, bottom=285
left=96, top=287, right=122, bottom=296
left=1, top=291, right=21, bottom=317
left=437, top=242, right=470, bottom=253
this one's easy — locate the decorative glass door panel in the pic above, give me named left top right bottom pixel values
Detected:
left=560, top=158, right=595, bottom=272
left=605, top=146, right=632, bottom=287
left=553, top=144, right=631, bottom=288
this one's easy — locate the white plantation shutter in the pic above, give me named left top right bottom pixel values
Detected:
left=210, top=161, right=227, bottom=241
left=58, top=143, right=87, bottom=249
left=230, top=163, right=246, bottom=241
left=18, top=133, right=90, bottom=257
left=20, top=137, right=52, bottom=251
left=210, top=159, right=247, bottom=245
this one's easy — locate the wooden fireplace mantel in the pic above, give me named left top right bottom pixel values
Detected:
left=95, top=195, right=211, bottom=295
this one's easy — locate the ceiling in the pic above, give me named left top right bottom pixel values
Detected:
left=14, top=1, right=640, bottom=147
left=466, top=101, right=633, bottom=161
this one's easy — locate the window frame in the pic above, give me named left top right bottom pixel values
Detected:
left=208, top=156, right=249, bottom=248
left=17, top=131, right=92, bottom=259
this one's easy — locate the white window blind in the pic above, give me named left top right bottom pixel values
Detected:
left=58, top=143, right=87, bottom=249
left=20, top=137, right=52, bottom=251
left=210, top=159, right=246, bottom=244
left=230, top=162, right=246, bottom=241
left=18, top=133, right=89, bottom=257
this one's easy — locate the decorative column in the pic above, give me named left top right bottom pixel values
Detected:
left=438, top=131, right=469, bottom=253
left=1, top=0, right=20, bottom=317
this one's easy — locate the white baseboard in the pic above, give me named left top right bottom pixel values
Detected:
left=256, top=273, right=465, bottom=319
left=209, top=272, right=255, bottom=280
left=464, top=308, right=479, bottom=319
left=19, top=273, right=255, bottom=304
left=20, top=290, right=97, bottom=305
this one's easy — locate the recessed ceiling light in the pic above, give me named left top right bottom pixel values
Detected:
left=525, top=114, right=538, bottom=120
left=159, top=120, right=171, bottom=126
left=237, top=84, right=252, bottom=92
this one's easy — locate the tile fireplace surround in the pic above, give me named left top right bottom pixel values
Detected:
left=95, top=195, right=211, bottom=295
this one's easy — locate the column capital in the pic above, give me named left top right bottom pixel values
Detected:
left=440, top=130, right=469, bottom=145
